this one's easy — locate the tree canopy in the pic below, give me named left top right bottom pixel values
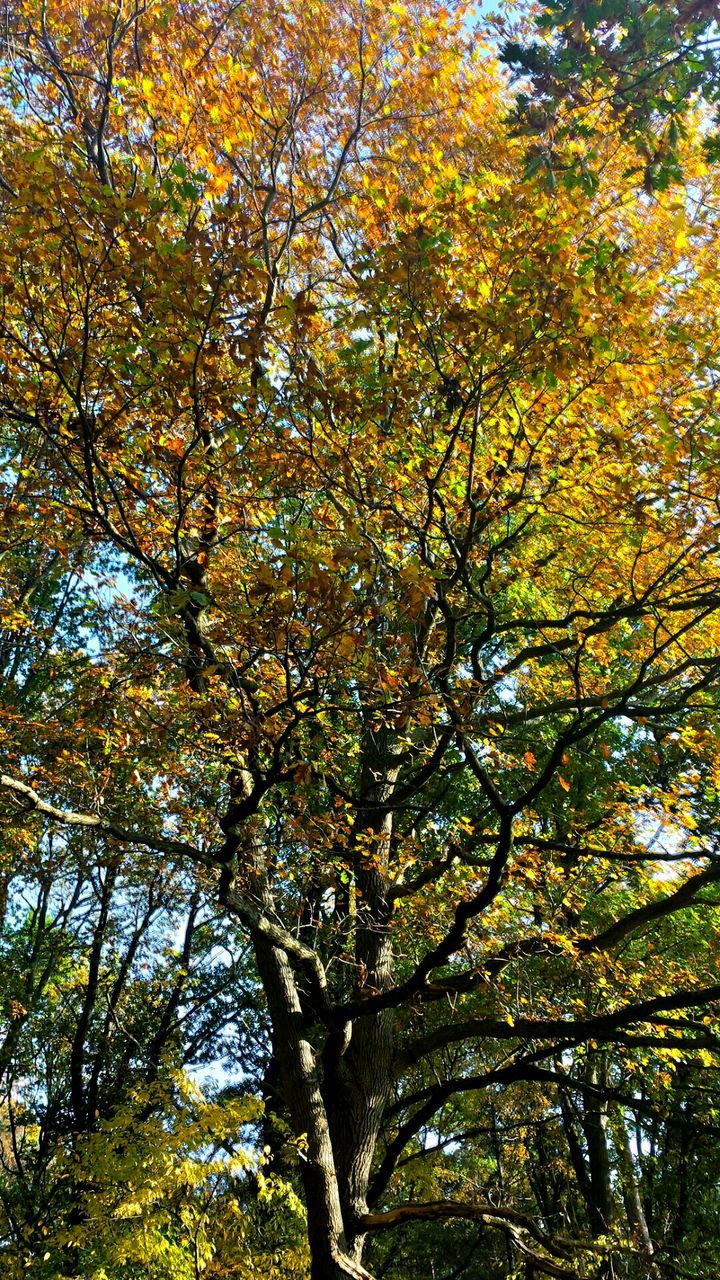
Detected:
left=2, top=2, right=720, bottom=1278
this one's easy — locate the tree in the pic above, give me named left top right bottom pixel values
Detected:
left=500, top=0, right=720, bottom=190
left=2, top=1, right=720, bottom=1277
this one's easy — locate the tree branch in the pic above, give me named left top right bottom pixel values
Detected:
left=0, top=773, right=208, bottom=865
left=397, top=982, right=720, bottom=1070
left=360, top=1201, right=584, bottom=1278
left=0, top=774, right=330, bottom=1005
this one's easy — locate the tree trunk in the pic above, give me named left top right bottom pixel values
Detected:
left=327, top=725, right=399, bottom=1260
left=581, top=1057, right=615, bottom=1280
left=223, top=770, right=375, bottom=1278
left=229, top=739, right=399, bottom=1280
left=612, top=1113, right=660, bottom=1279
left=253, top=931, right=373, bottom=1280
left=557, top=1082, right=596, bottom=1233
left=582, top=1057, right=614, bottom=1232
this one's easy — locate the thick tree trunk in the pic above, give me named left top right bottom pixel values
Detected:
left=229, top=743, right=398, bottom=1280
left=253, top=931, right=373, bottom=1280
left=223, top=771, right=375, bottom=1278
left=327, top=726, right=399, bottom=1259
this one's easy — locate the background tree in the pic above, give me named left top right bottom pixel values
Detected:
left=500, top=0, right=720, bottom=190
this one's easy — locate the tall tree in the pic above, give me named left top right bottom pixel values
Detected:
left=2, top=2, right=720, bottom=1277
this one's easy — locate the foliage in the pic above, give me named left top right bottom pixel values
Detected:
left=0, top=1066, right=309, bottom=1280
left=0, top=2, right=720, bottom=1278
left=500, top=0, right=720, bottom=189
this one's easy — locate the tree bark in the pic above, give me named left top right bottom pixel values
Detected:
left=253, top=932, right=372, bottom=1279
left=226, top=766, right=376, bottom=1278
left=581, top=1056, right=614, bottom=1233
left=612, top=1113, right=660, bottom=1279
left=327, top=724, right=399, bottom=1260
